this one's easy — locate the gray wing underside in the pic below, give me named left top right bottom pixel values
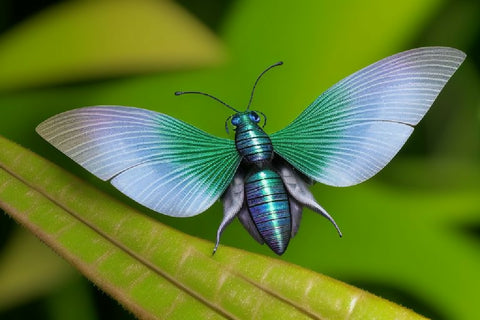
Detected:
left=277, top=164, right=342, bottom=237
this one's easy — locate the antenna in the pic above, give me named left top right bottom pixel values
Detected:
left=175, top=91, right=240, bottom=113
left=246, top=61, right=283, bottom=111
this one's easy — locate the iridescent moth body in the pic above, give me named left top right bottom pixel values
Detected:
left=224, top=108, right=341, bottom=254
left=37, top=47, right=465, bottom=255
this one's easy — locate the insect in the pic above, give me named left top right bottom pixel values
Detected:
left=37, top=47, right=465, bottom=255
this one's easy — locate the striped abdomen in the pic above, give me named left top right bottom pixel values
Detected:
left=235, top=122, right=273, bottom=163
left=245, top=169, right=291, bottom=255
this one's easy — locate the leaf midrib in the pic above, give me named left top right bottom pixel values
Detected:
left=0, top=154, right=324, bottom=320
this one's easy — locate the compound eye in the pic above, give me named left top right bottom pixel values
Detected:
left=231, top=115, right=240, bottom=126
left=249, top=111, right=260, bottom=123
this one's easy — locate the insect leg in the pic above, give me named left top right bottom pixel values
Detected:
left=215, top=171, right=245, bottom=255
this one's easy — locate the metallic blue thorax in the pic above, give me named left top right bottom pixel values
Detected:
left=233, top=113, right=273, bottom=163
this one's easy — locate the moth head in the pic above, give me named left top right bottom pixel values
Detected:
left=229, top=111, right=266, bottom=131
left=231, top=111, right=260, bottom=126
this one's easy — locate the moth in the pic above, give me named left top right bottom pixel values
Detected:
left=37, top=47, right=465, bottom=255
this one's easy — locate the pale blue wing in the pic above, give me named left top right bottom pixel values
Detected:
left=36, top=106, right=241, bottom=217
left=271, top=47, right=465, bottom=187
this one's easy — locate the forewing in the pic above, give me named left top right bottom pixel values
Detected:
left=36, top=106, right=241, bottom=216
left=271, top=47, right=465, bottom=186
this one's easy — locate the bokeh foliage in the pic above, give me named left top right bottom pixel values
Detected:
left=0, top=0, right=479, bottom=319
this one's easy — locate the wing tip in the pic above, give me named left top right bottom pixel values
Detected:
left=414, top=46, right=466, bottom=65
left=35, top=118, right=52, bottom=138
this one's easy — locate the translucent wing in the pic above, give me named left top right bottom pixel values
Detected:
left=271, top=47, right=465, bottom=187
left=37, top=106, right=241, bottom=217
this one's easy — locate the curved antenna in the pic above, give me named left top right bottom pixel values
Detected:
left=246, top=61, right=283, bottom=111
left=175, top=91, right=240, bottom=113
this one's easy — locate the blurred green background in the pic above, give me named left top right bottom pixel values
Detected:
left=0, top=0, right=479, bottom=319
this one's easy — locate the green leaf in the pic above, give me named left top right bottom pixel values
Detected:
left=0, top=135, right=427, bottom=319
left=0, top=0, right=225, bottom=91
